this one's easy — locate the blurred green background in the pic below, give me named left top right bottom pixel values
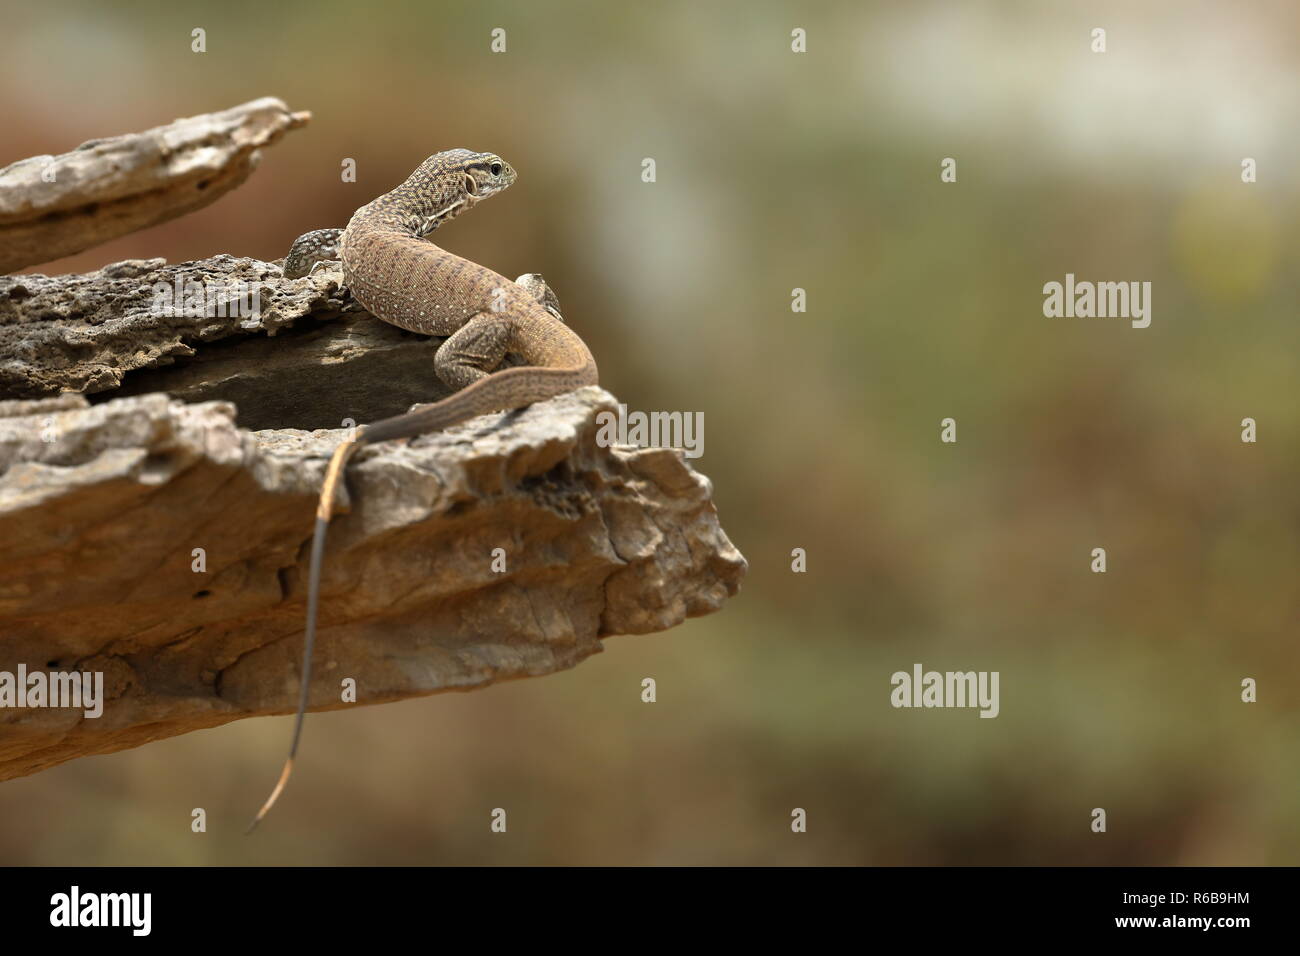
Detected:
left=2, top=0, right=1297, bottom=864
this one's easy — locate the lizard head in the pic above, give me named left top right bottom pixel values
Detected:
left=461, top=151, right=516, bottom=200
left=412, top=149, right=516, bottom=236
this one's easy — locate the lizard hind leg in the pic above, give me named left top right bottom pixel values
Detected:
left=432, top=313, right=513, bottom=392
left=514, top=273, right=564, bottom=322
left=402, top=314, right=513, bottom=420
left=397, top=315, right=512, bottom=419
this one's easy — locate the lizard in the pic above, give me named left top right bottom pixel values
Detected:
left=248, top=148, right=598, bottom=832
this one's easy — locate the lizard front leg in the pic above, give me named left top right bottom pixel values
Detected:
left=282, top=227, right=344, bottom=279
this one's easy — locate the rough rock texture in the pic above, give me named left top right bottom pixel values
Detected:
left=0, top=98, right=309, bottom=272
left=0, top=388, right=747, bottom=781
left=0, top=255, right=357, bottom=405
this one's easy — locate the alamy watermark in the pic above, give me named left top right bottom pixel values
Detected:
left=1043, top=273, right=1151, bottom=328
left=594, top=403, right=704, bottom=459
left=0, top=665, right=103, bottom=718
left=891, top=663, right=1000, bottom=718
left=150, top=277, right=261, bottom=319
left=50, top=886, right=150, bottom=936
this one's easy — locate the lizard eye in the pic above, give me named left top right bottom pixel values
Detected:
left=490, top=162, right=503, bottom=177
left=464, top=173, right=479, bottom=196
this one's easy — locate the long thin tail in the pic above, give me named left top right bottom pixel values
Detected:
left=361, top=361, right=596, bottom=444
left=245, top=358, right=597, bottom=832
left=246, top=438, right=360, bottom=834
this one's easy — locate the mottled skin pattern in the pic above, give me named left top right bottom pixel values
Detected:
left=281, top=228, right=342, bottom=279
left=250, top=150, right=599, bottom=831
